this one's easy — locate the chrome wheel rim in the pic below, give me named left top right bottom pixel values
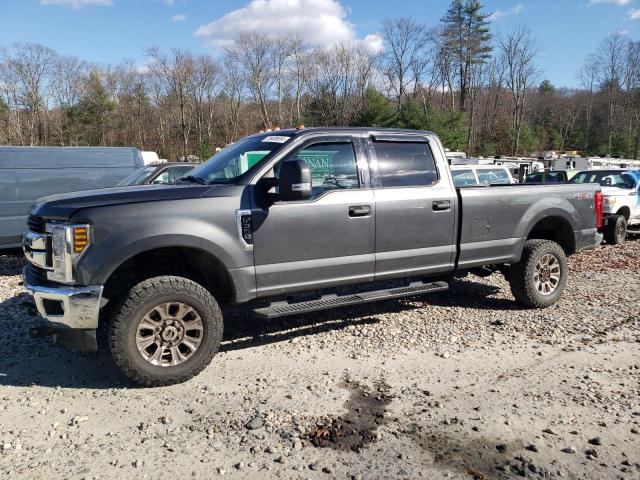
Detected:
left=135, top=302, right=204, bottom=367
left=616, top=221, right=625, bottom=241
left=533, top=253, right=561, bottom=296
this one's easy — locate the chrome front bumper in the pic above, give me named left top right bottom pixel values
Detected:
left=22, top=266, right=103, bottom=330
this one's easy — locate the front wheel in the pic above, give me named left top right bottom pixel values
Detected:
left=507, top=240, right=567, bottom=308
left=109, top=276, right=223, bottom=387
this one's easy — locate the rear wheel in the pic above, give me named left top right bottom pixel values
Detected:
left=109, top=276, right=223, bottom=387
left=603, top=215, right=626, bottom=245
left=508, top=239, right=567, bottom=308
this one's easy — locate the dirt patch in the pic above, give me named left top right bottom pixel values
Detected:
left=307, top=375, right=392, bottom=452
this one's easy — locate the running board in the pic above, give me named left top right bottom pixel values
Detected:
left=253, top=281, right=449, bottom=319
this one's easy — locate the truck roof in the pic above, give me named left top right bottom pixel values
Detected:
left=247, top=127, right=437, bottom=138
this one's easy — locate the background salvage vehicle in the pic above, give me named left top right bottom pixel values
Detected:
left=22, top=128, right=603, bottom=386
left=524, top=170, right=569, bottom=183
left=571, top=169, right=640, bottom=244
left=0, top=146, right=144, bottom=250
left=116, top=163, right=197, bottom=186
left=449, top=165, right=516, bottom=186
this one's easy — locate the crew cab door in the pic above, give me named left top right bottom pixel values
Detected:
left=251, top=135, right=375, bottom=297
left=365, top=135, right=456, bottom=279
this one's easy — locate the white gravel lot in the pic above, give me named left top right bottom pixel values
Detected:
left=0, top=240, right=639, bottom=479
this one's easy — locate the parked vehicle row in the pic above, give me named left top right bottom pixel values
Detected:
left=21, top=127, right=603, bottom=386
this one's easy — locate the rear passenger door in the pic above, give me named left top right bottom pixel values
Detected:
left=365, top=135, right=456, bottom=280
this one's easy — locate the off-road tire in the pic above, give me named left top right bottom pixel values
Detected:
left=603, top=215, right=626, bottom=245
left=508, top=239, right=567, bottom=309
left=109, top=276, right=223, bottom=387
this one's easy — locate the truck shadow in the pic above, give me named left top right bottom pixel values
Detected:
left=0, top=277, right=516, bottom=390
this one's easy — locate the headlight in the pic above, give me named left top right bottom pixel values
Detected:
left=46, top=223, right=91, bottom=284
left=604, top=197, right=616, bottom=209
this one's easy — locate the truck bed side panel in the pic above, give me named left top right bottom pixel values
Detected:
left=457, top=184, right=598, bottom=269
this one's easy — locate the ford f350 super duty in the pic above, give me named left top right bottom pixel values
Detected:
left=23, top=128, right=603, bottom=386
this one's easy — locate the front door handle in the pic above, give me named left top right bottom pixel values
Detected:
left=432, top=200, right=452, bottom=211
left=349, top=205, right=371, bottom=217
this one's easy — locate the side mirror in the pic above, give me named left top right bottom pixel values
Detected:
left=278, top=160, right=312, bottom=201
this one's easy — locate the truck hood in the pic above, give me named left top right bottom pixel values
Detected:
left=30, top=184, right=216, bottom=219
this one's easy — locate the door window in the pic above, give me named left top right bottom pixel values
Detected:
left=282, top=142, right=359, bottom=198
left=372, top=141, right=438, bottom=187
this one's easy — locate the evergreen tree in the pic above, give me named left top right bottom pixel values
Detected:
left=538, top=79, right=555, bottom=94
left=77, top=69, right=115, bottom=146
left=441, top=0, right=492, bottom=112
left=354, top=87, right=396, bottom=127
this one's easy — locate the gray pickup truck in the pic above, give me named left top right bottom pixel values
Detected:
left=22, top=128, right=603, bottom=386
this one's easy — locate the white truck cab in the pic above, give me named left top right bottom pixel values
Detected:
left=571, top=169, right=640, bottom=243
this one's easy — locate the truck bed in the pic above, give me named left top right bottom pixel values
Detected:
left=456, top=183, right=599, bottom=269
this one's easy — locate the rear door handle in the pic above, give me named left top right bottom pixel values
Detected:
left=432, top=200, right=451, bottom=211
left=349, top=205, right=371, bottom=217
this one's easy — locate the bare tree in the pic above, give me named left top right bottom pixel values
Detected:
left=220, top=56, right=244, bottom=143
left=595, top=34, right=627, bottom=156
left=146, top=47, right=195, bottom=160
left=226, top=32, right=274, bottom=129
left=190, top=54, right=220, bottom=150
left=381, top=17, right=431, bottom=108
left=578, top=54, right=599, bottom=154
left=288, top=34, right=308, bottom=126
left=498, top=27, right=540, bottom=155
left=0, top=43, right=57, bottom=145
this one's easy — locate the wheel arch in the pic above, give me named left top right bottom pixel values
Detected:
left=100, top=243, right=237, bottom=310
left=526, top=215, right=576, bottom=255
left=615, top=206, right=631, bottom=220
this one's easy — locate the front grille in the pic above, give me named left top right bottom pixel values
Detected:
left=28, top=263, right=48, bottom=283
left=27, top=216, right=47, bottom=234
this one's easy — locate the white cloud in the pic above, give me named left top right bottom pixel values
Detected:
left=135, top=57, right=156, bottom=75
left=164, top=0, right=175, bottom=5
left=587, top=0, right=630, bottom=6
left=629, top=8, right=640, bottom=19
left=40, top=0, right=112, bottom=8
left=361, top=33, right=383, bottom=54
left=195, top=0, right=377, bottom=51
left=488, top=3, right=524, bottom=21
left=171, top=14, right=187, bottom=22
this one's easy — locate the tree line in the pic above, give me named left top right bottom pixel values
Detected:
left=1, top=0, right=639, bottom=160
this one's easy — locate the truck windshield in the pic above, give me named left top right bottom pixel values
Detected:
left=571, top=171, right=635, bottom=189
left=186, top=135, right=290, bottom=184
left=117, top=166, right=157, bottom=186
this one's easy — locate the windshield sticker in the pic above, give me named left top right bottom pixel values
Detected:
left=261, top=135, right=290, bottom=143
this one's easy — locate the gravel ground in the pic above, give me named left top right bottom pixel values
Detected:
left=0, top=240, right=639, bottom=479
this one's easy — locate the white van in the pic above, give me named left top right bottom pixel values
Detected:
left=0, top=146, right=144, bottom=249
left=450, top=165, right=516, bottom=187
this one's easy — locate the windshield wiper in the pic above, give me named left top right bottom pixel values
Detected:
left=180, top=175, right=208, bottom=185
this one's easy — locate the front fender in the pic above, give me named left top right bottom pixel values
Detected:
left=71, top=198, right=252, bottom=287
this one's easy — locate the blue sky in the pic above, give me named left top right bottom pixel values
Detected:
left=0, top=0, right=638, bottom=88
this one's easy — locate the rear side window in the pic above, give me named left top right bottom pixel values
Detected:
left=372, top=141, right=438, bottom=188
left=477, top=168, right=510, bottom=184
